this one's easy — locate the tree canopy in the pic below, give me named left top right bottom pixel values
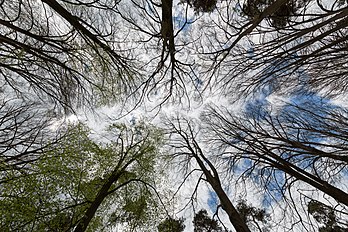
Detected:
left=1, top=0, right=348, bottom=231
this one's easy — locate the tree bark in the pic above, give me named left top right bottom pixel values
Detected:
left=194, top=155, right=251, bottom=232
left=73, top=171, right=124, bottom=232
left=161, top=0, right=175, bottom=53
left=256, top=145, right=348, bottom=206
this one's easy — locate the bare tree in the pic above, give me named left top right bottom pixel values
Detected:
left=204, top=103, right=348, bottom=203
left=111, top=0, right=205, bottom=106
left=2, top=0, right=347, bottom=105
left=200, top=102, right=348, bottom=230
left=0, top=0, right=139, bottom=112
left=166, top=117, right=252, bottom=232
left=0, top=99, right=60, bottom=176
left=195, top=0, right=348, bottom=98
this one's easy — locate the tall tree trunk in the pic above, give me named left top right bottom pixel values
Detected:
left=192, top=150, right=251, bottom=232
left=73, top=171, right=123, bottom=232
left=161, top=0, right=175, bottom=53
left=259, top=147, right=348, bottom=206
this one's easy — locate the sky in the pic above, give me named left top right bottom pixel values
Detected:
left=2, top=0, right=347, bottom=231
left=63, top=0, right=348, bottom=231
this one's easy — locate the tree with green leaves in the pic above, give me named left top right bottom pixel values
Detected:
left=2, top=1, right=348, bottom=231
left=236, top=199, right=270, bottom=232
left=193, top=209, right=225, bottom=232
left=158, top=216, right=185, bottom=232
left=308, top=200, right=348, bottom=232
left=0, top=121, right=165, bottom=232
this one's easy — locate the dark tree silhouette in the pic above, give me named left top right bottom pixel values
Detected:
left=198, top=0, right=348, bottom=98
left=193, top=209, right=224, bottom=232
left=0, top=99, right=59, bottom=178
left=308, top=200, right=348, bottom=232
left=166, top=117, right=251, bottom=232
left=158, top=216, right=185, bottom=232
left=0, top=0, right=138, bottom=111
left=198, top=101, right=348, bottom=230
left=236, top=199, right=270, bottom=231
left=203, top=105, right=348, bottom=206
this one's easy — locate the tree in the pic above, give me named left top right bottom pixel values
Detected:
left=2, top=0, right=348, bottom=104
left=198, top=0, right=348, bottom=98
left=0, top=1, right=143, bottom=212
left=193, top=209, right=224, bottom=232
left=0, top=99, right=60, bottom=180
left=158, top=216, right=185, bottom=232
left=0, top=0, right=137, bottom=111
left=0, top=0, right=212, bottom=111
left=166, top=117, right=251, bottom=232
left=242, top=0, right=303, bottom=29
left=236, top=199, right=270, bottom=232
left=199, top=100, right=348, bottom=230
left=2, top=1, right=348, bottom=231
left=0, top=122, right=165, bottom=232
left=203, top=103, right=348, bottom=205
left=308, top=200, right=348, bottom=232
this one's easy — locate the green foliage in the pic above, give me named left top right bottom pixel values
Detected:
left=0, top=124, right=95, bottom=231
left=158, top=216, right=185, bottom=232
left=308, top=200, right=336, bottom=226
left=44, top=212, right=72, bottom=232
left=308, top=200, right=348, bottom=232
left=193, top=209, right=224, bottom=232
left=111, top=181, right=162, bottom=231
left=236, top=199, right=269, bottom=223
left=241, top=0, right=303, bottom=28
left=0, top=122, right=164, bottom=231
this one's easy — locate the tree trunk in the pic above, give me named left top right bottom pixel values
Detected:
left=161, top=0, right=175, bottom=53
left=73, top=171, right=123, bottom=232
left=194, top=155, right=251, bottom=232
left=260, top=148, right=348, bottom=206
